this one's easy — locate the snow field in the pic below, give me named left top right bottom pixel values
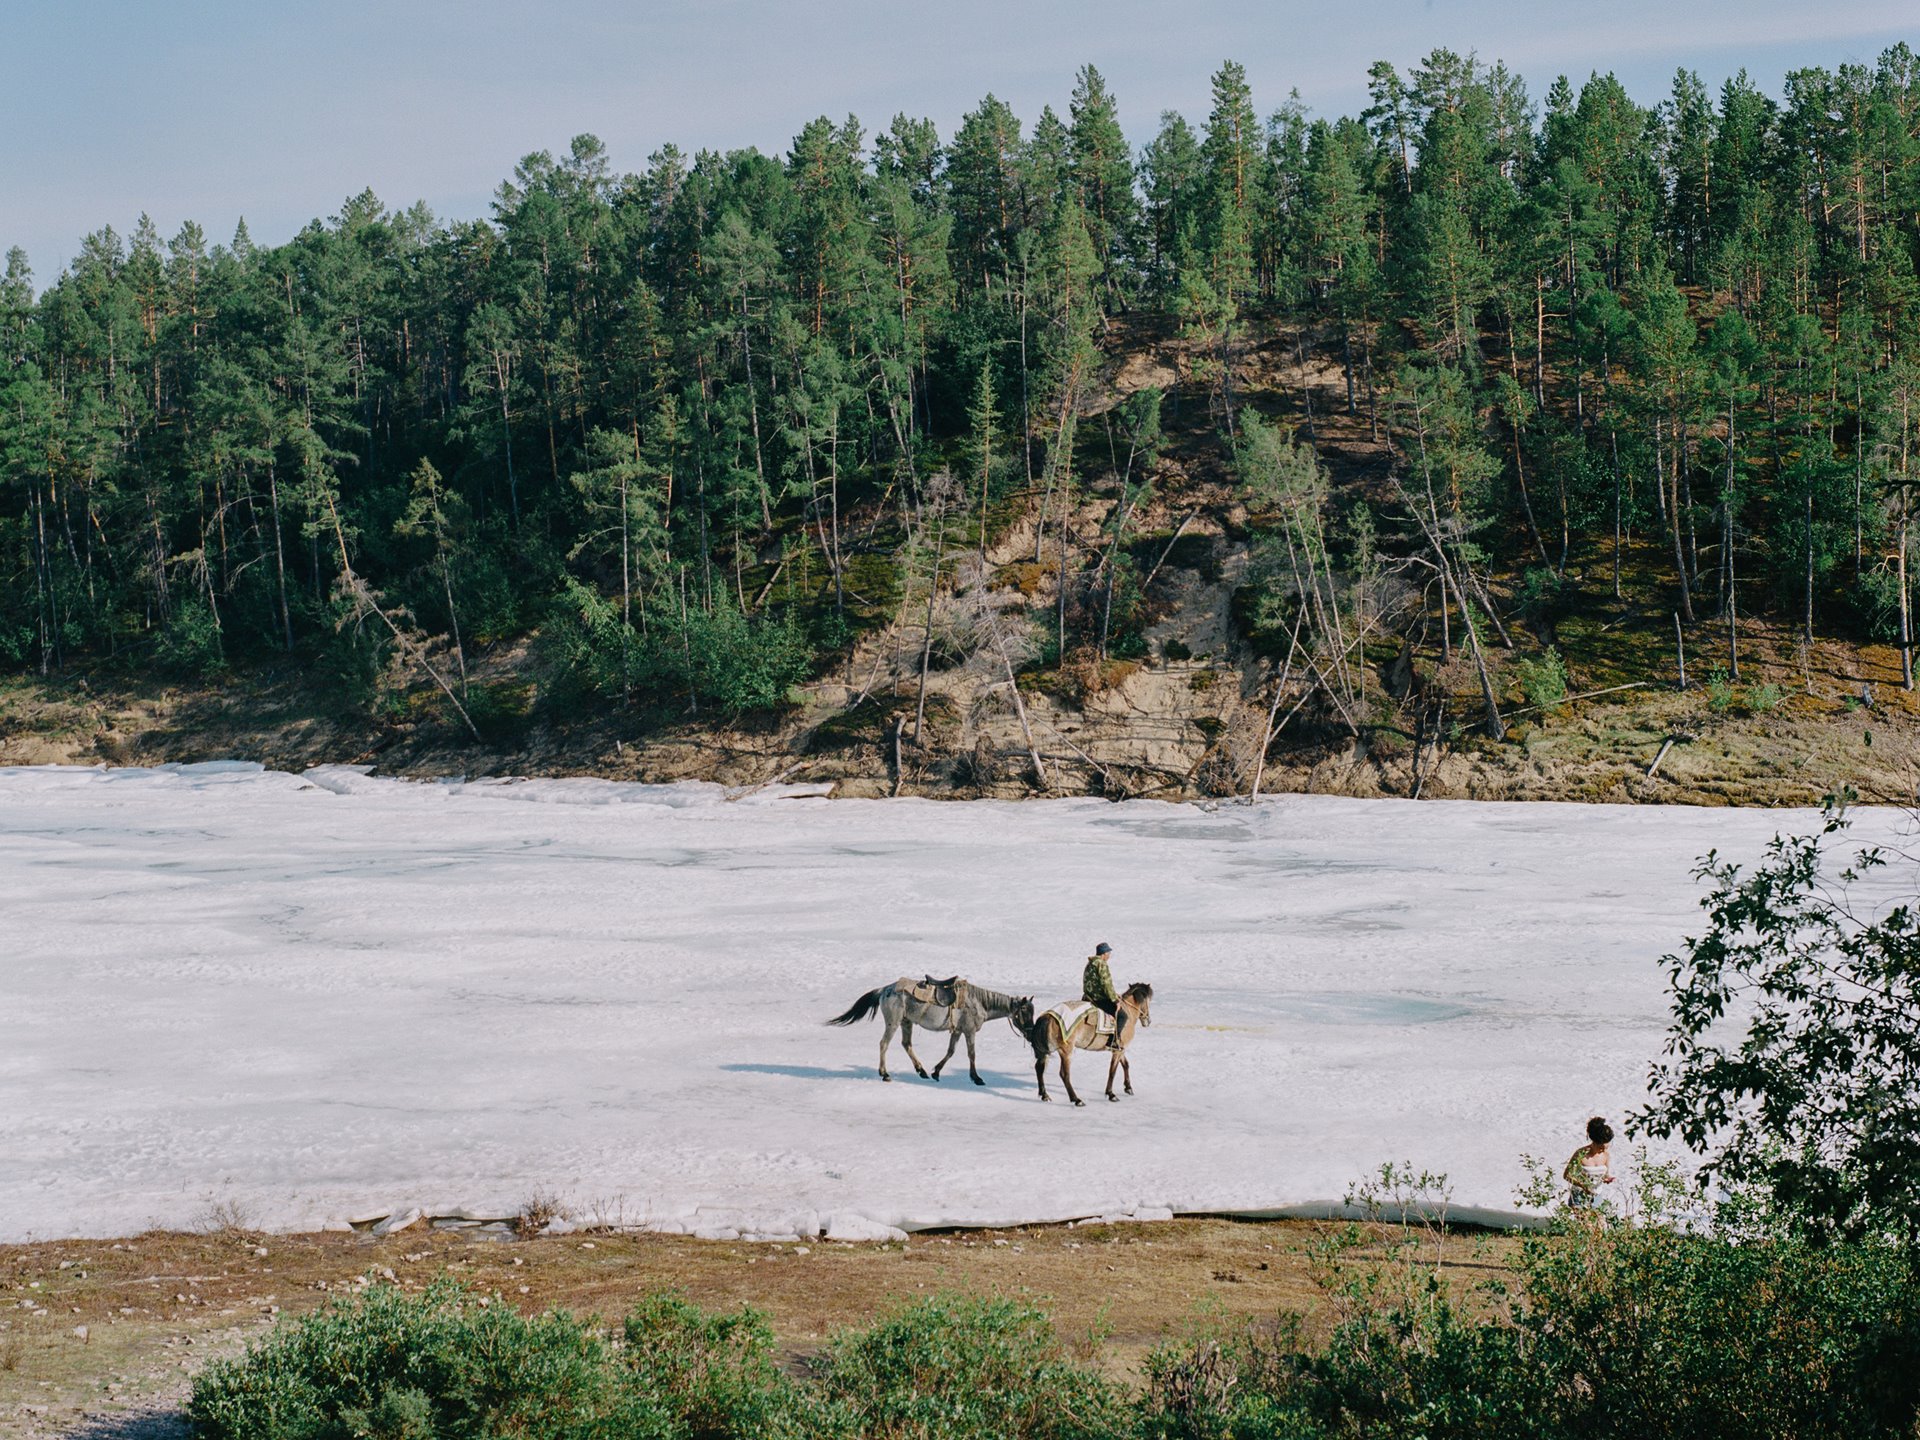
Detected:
left=0, top=763, right=1887, bottom=1241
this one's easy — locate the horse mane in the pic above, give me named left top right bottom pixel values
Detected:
left=968, top=984, right=1022, bottom=1012
left=1126, top=982, right=1154, bottom=1000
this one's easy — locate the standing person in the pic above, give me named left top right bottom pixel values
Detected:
left=1563, top=1116, right=1616, bottom=1210
left=1082, top=942, right=1120, bottom=1033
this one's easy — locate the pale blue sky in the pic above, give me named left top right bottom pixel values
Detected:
left=5, top=1, right=1916, bottom=279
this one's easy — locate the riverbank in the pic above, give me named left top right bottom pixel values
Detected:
left=2, top=641, right=1914, bottom=806
left=0, top=1215, right=1459, bottom=1436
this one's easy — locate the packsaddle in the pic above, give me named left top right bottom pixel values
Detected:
left=909, top=974, right=969, bottom=1009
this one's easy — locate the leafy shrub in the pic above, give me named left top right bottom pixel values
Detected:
left=1515, top=565, right=1573, bottom=627
left=622, top=1293, right=830, bottom=1439
left=814, top=1294, right=1126, bottom=1440
left=1705, top=666, right=1735, bottom=713
left=1746, top=680, right=1783, bottom=713
left=542, top=578, right=814, bottom=716
left=1852, top=566, right=1906, bottom=642
left=190, top=1285, right=1123, bottom=1440
left=188, top=1248, right=1920, bottom=1440
left=0, top=619, right=35, bottom=666
left=463, top=682, right=534, bottom=743
left=1139, top=1202, right=1920, bottom=1440
left=1637, top=804, right=1920, bottom=1244
left=1512, top=646, right=1567, bottom=710
left=1516, top=1225, right=1920, bottom=1439
left=188, top=1280, right=627, bottom=1440
left=155, top=599, right=226, bottom=677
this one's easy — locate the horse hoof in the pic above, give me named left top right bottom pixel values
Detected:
left=971, top=1075, right=985, bottom=1087
left=1072, top=1099, right=1086, bottom=1108
left=931, top=1073, right=942, bottom=1082
left=1107, top=1094, right=1120, bottom=1102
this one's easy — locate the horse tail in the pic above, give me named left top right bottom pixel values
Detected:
left=826, top=987, right=885, bottom=1026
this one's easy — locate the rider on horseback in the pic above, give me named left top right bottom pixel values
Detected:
left=1082, top=942, right=1121, bottom=1042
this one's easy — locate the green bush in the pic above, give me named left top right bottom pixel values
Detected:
left=1746, top=680, right=1784, bottom=713
left=189, top=1284, right=1118, bottom=1440
left=622, top=1293, right=830, bottom=1439
left=1705, top=666, right=1735, bottom=713
left=542, top=578, right=814, bottom=716
left=462, top=682, right=534, bottom=743
left=188, top=1280, right=629, bottom=1440
left=1515, top=566, right=1573, bottom=627
left=1140, top=1217, right=1920, bottom=1440
left=188, top=1245, right=1920, bottom=1440
left=1516, top=1225, right=1920, bottom=1439
left=1512, top=646, right=1568, bottom=710
left=814, top=1294, right=1127, bottom=1440
left=155, top=599, right=226, bottom=677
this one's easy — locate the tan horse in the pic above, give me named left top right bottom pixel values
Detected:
left=1010, top=983, right=1153, bottom=1106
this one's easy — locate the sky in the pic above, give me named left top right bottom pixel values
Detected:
left=5, top=0, right=1917, bottom=281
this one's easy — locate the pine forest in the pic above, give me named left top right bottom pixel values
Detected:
left=8, top=49, right=1920, bottom=797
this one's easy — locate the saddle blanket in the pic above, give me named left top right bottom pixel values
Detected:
left=1045, top=999, right=1117, bottom=1040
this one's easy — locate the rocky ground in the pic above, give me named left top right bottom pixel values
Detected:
left=3, top=621, right=1914, bottom=809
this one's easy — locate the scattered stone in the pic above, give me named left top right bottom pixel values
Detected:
left=372, top=1209, right=424, bottom=1236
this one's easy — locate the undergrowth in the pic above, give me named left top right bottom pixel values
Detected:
left=191, top=1194, right=1920, bottom=1440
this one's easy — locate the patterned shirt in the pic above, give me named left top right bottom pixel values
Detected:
left=1082, top=954, right=1118, bottom=1007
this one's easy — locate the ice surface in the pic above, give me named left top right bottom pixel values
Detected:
left=0, top=763, right=1896, bottom=1241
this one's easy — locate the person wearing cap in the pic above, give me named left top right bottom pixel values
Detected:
left=1082, top=942, right=1120, bottom=1027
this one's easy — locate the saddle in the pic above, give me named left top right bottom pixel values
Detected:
left=1045, top=999, right=1118, bottom=1046
left=909, top=974, right=969, bottom=1009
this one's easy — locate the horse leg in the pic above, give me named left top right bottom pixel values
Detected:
left=878, top=1014, right=896, bottom=1082
left=1121, top=1051, right=1133, bottom=1096
left=1106, top=1045, right=1122, bottom=1102
left=964, top=1026, right=984, bottom=1086
left=931, top=1029, right=961, bottom=1082
left=1059, top=1044, right=1084, bottom=1107
left=900, top=1020, right=930, bottom=1079
left=1035, top=1053, right=1050, bottom=1102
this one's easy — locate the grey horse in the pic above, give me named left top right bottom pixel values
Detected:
left=826, top=977, right=1031, bottom=1085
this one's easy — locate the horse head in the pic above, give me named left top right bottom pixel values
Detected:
left=1008, top=996, right=1036, bottom=1035
left=1123, top=982, right=1153, bottom=1027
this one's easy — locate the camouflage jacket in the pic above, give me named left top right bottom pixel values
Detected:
left=1082, top=954, right=1118, bottom=1007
